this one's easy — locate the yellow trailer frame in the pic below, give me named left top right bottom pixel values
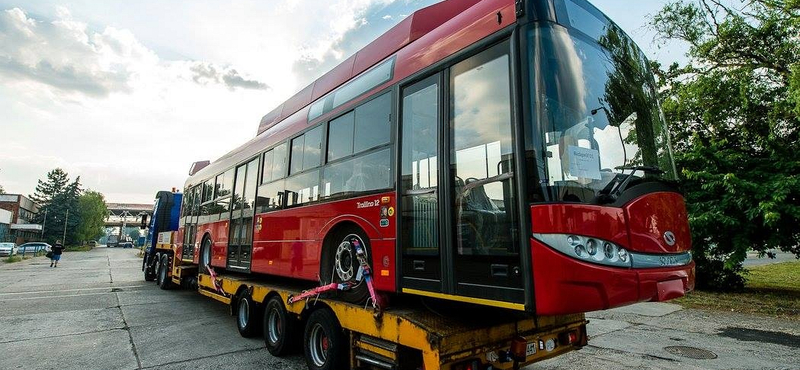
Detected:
left=195, top=271, right=587, bottom=370
left=151, top=238, right=588, bottom=369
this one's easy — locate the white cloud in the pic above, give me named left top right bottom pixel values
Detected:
left=0, top=1, right=439, bottom=203
left=0, top=8, right=268, bottom=97
left=291, top=0, right=397, bottom=86
left=0, top=7, right=273, bottom=202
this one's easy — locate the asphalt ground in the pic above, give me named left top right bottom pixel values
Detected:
left=0, top=247, right=797, bottom=370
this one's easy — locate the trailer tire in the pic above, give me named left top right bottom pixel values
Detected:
left=144, top=253, right=156, bottom=282
left=263, top=295, right=298, bottom=356
left=303, top=308, right=346, bottom=370
left=236, top=293, right=262, bottom=338
left=157, top=254, right=173, bottom=290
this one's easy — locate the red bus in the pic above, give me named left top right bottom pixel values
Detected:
left=175, top=0, right=694, bottom=315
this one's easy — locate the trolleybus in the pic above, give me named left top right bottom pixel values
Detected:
left=172, top=0, right=695, bottom=315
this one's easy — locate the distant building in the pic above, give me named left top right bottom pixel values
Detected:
left=0, top=208, right=12, bottom=242
left=0, top=194, right=42, bottom=244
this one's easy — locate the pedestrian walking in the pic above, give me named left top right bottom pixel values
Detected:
left=50, top=240, right=65, bottom=267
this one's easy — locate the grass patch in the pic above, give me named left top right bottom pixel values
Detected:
left=65, top=245, right=92, bottom=252
left=675, top=261, right=800, bottom=320
left=3, top=255, right=23, bottom=263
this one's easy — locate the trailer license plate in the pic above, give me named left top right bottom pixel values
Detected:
left=526, top=342, right=536, bottom=356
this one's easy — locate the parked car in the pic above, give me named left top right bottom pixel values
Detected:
left=0, top=242, right=18, bottom=257
left=119, top=242, right=134, bottom=249
left=17, top=242, right=52, bottom=254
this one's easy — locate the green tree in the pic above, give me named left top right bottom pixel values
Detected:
left=652, top=0, right=800, bottom=290
left=30, top=169, right=83, bottom=245
left=30, top=168, right=69, bottom=206
left=76, top=191, right=109, bottom=243
left=127, top=229, right=141, bottom=241
left=0, top=168, right=6, bottom=194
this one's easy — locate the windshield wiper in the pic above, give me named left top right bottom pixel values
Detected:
left=614, top=165, right=664, bottom=174
left=597, top=166, right=664, bottom=203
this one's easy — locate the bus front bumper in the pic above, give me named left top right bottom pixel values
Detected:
left=531, top=238, right=695, bottom=315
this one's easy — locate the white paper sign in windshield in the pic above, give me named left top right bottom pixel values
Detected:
left=567, top=145, right=601, bottom=180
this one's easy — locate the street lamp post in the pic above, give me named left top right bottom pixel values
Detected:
left=41, top=208, right=48, bottom=240
left=62, top=209, right=69, bottom=244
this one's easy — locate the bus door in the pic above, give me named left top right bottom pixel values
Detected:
left=400, top=75, right=443, bottom=292
left=227, top=158, right=259, bottom=271
left=182, top=185, right=201, bottom=261
left=447, top=41, right=523, bottom=304
left=400, top=40, right=524, bottom=304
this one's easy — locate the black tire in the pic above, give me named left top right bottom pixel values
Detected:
left=263, top=295, right=298, bottom=356
left=199, top=237, right=212, bottom=273
left=157, top=254, right=173, bottom=290
left=303, top=308, right=346, bottom=370
left=320, top=227, right=372, bottom=304
left=144, top=255, right=156, bottom=282
left=236, top=292, right=262, bottom=338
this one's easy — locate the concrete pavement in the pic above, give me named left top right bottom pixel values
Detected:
left=0, top=247, right=304, bottom=370
left=1, top=248, right=797, bottom=370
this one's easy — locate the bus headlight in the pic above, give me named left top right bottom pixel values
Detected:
left=618, top=248, right=629, bottom=263
left=585, top=239, right=598, bottom=256
left=534, top=234, right=632, bottom=268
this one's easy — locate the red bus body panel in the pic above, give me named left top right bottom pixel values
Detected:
left=531, top=192, right=695, bottom=315
left=625, top=192, right=691, bottom=254
left=531, top=238, right=695, bottom=315
left=251, top=192, right=397, bottom=291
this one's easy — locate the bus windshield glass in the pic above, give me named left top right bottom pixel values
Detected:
left=526, top=22, right=677, bottom=204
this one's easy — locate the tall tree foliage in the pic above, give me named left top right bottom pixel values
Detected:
left=30, top=169, right=83, bottom=245
left=30, top=168, right=69, bottom=206
left=76, top=191, right=109, bottom=243
left=652, top=0, right=800, bottom=290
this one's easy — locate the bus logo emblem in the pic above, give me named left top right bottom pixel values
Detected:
left=663, top=231, right=676, bottom=246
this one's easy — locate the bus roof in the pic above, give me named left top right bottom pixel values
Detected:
left=255, top=0, right=481, bottom=137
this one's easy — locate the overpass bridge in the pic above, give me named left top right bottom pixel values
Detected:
left=105, top=203, right=153, bottom=228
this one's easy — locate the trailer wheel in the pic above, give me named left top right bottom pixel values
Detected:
left=304, top=308, right=346, bottom=370
left=236, top=292, right=262, bottom=338
left=263, top=295, right=298, bottom=356
left=157, top=254, right=173, bottom=290
left=144, top=254, right=156, bottom=282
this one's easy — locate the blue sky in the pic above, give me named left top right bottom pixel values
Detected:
left=0, top=0, right=688, bottom=203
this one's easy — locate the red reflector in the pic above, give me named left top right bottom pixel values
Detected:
left=558, top=330, right=579, bottom=345
left=510, top=336, right=527, bottom=362
left=453, top=360, right=481, bottom=370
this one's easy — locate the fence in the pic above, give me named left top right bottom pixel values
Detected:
left=18, top=244, right=48, bottom=257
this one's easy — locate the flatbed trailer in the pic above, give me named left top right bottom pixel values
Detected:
left=151, top=238, right=588, bottom=370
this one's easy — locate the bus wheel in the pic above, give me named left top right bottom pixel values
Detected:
left=304, top=308, right=346, bottom=370
left=236, top=292, right=262, bottom=338
left=157, top=254, right=173, bottom=290
left=264, top=295, right=298, bottom=356
left=321, top=227, right=371, bottom=304
left=200, top=237, right=212, bottom=273
left=144, top=254, right=156, bottom=282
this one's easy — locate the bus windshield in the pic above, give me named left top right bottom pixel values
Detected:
left=526, top=23, right=677, bottom=204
